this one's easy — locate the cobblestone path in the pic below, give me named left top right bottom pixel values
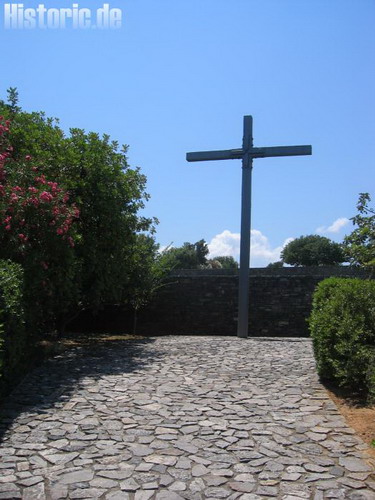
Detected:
left=0, top=336, right=374, bottom=500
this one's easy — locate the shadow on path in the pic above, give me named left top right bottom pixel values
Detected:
left=0, top=336, right=161, bottom=442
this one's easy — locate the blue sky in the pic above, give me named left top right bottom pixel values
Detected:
left=1, top=0, right=374, bottom=266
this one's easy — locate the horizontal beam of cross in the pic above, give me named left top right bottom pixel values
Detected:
left=252, top=145, right=312, bottom=158
left=186, top=149, right=243, bottom=162
left=186, top=145, right=312, bottom=163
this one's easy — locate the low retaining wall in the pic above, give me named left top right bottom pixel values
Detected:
left=71, top=267, right=370, bottom=337
left=135, top=267, right=369, bottom=337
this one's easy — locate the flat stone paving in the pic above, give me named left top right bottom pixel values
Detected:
left=0, top=336, right=374, bottom=500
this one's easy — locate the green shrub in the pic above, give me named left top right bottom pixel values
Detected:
left=309, top=277, right=375, bottom=403
left=0, top=93, right=157, bottom=332
left=0, top=259, right=27, bottom=396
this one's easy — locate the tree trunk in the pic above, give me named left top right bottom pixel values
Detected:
left=133, top=308, right=138, bottom=335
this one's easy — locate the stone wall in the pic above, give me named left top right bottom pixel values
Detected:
left=71, top=267, right=370, bottom=337
left=135, top=267, right=370, bottom=337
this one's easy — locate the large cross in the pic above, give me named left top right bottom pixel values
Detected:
left=186, top=116, right=312, bottom=339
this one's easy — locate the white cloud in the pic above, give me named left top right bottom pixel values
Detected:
left=207, top=230, right=240, bottom=259
left=208, top=229, right=293, bottom=267
left=316, top=217, right=350, bottom=234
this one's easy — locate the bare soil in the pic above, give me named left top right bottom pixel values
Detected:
left=326, top=387, right=375, bottom=459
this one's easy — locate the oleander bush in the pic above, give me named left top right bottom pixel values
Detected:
left=0, top=88, right=164, bottom=396
left=309, top=277, right=375, bottom=404
left=0, top=89, right=158, bottom=335
left=0, top=259, right=27, bottom=396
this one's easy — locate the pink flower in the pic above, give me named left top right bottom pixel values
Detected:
left=30, top=197, right=39, bottom=206
left=40, top=191, right=53, bottom=202
left=28, top=187, right=38, bottom=194
left=47, top=181, right=58, bottom=192
left=57, top=227, right=64, bottom=235
left=5, top=224, right=11, bottom=231
left=35, top=175, right=46, bottom=184
left=25, top=155, right=32, bottom=161
left=18, top=233, right=28, bottom=242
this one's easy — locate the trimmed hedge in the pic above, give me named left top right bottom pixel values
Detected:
left=309, top=277, right=375, bottom=404
left=0, top=260, right=27, bottom=396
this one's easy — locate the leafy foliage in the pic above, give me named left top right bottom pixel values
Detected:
left=209, top=256, right=238, bottom=270
left=267, top=261, right=284, bottom=269
left=0, top=260, right=27, bottom=395
left=343, top=193, right=375, bottom=272
left=309, top=278, right=375, bottom=404
left=0, top=110, right=81, bottom=330
left=160, top=240, right=240, bottom=270
left=0, top=89, right=156, bottom=332
left=63, top=128, right=154, bottom=312
left=160, top=239, right=209, bottom=270
left=128, top=235, right=173, bottom=309
left=0, top=113, right=81, bottom=329
left=281, top=235, right=345, bottom=266
left=126, top=234, right=174, bottom=333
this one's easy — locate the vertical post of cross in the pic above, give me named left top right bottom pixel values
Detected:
left=237, top=116, right=253, bottom=338
left=186, top=116, right=311, bottom=339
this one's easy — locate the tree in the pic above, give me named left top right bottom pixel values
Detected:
left=127, top=234, right=173, bottom=333
left=212, top=256, right=238, bottom=269
left=267, top=261, right=284, bottom=269
left=0, top=113, right=79, bottom=331
left=281, top=235, right=345, bottom=267
left=343, top=193, right=374, bottom=271
left=0, top=89, right=156, bottom=332
left=160, top=239, right=209, bottom=269
left=160, top=242, right=240, bottom=270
